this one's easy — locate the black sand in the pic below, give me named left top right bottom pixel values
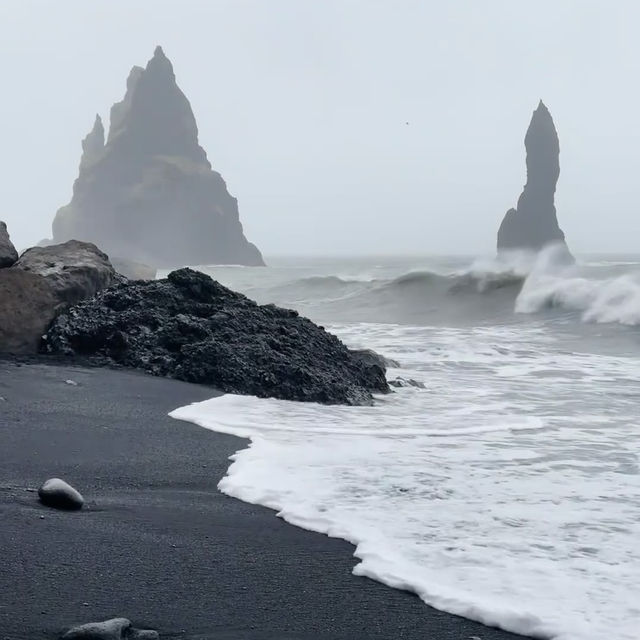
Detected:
left=0, top=362, right=528, bottom=640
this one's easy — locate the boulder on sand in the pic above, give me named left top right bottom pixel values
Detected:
left=0, top=270, right=60, bottom=354
left=14, top=240, right=116, bottom=305
left=43, top=268, right=389, bottom=405
left=0, top=240, right=117, bottom=354
left=38, top=478, right=84, bottom=511
left=61, top=617, right=158, bottom=640
left=0, top=221, right=18, bottom=268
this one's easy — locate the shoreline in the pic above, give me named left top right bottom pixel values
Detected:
left=0, top=361, right=530, bottom=639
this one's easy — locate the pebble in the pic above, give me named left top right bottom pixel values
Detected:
left=38, top=478, right=84, bottom=510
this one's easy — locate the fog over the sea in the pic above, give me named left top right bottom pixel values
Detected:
left=2, top=1, right=639, bottom=256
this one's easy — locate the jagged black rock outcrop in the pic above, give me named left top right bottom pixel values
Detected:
left=49, top=46, right=263, bottom=268
left=43, top=269, right=389, bottom=405
left=497, top=101, right=573, bottom=260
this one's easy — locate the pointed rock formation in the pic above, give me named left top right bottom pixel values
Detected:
left=79, top=115, right=104, bottom=170
left=497, top=101, right=572, bottom=260
left=51, top=46, right=264, bottom=267
left=0, top=221, right=18, bottom=267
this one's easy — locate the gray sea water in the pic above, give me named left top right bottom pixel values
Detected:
left=170, top=250, right=640, bottom=640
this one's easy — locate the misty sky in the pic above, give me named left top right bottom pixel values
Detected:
left=2, top=1, right=639, bottom=256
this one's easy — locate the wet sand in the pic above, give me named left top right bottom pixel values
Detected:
left=0, top=361, right=528, bottom=640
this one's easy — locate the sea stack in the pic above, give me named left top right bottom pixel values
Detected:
left=50, top=46, right=264, bottom=268
left=497, top=101, right=573, bottom=260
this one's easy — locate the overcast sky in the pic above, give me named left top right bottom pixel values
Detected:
left=1, top=1, right=639, bottom=256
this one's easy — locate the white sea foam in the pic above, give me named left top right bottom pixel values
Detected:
left=172, top=321, right=640, bottom=640
left=516, top=271, right=640, bottom=325
left=479, top=246, right=640, bottom=326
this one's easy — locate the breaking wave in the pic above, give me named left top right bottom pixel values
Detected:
left=199, top=246, right=640, bottom=327
left=233, top=249, right=560, bottom=325
left=516, top=272, right=640, bottom=325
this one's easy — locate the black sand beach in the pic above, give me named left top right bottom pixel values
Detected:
left=0, top=362, right=529, bottom=640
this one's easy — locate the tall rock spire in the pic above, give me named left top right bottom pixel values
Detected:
left=51, top=46, right=264, bottom=267
left=79, top=115, right=105, bottom=170
left=107, top=65, right=143, bottom=144
left=497, top=101, right=572, bottom=260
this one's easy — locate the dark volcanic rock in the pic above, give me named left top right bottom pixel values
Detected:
left=38, top=478, right=84, bottom=510
left=14, top=240, right=116, bottom=305
left=0, top=270, right=60, bottom=354
left=50, top=46, right=264, bottom=268
left=61, top=617, right=158, bottom=640
left=43, top=268, right=389, bottom=405
left=0, top=221, right=18, bottom=268
left=349, top=348, right=400, bottom=370
left=389, top=377, right=425, bottom=389
left=497, top=101, right=573, bottom=260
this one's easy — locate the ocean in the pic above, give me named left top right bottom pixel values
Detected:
left=169, top=249, right=640, bottom=640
